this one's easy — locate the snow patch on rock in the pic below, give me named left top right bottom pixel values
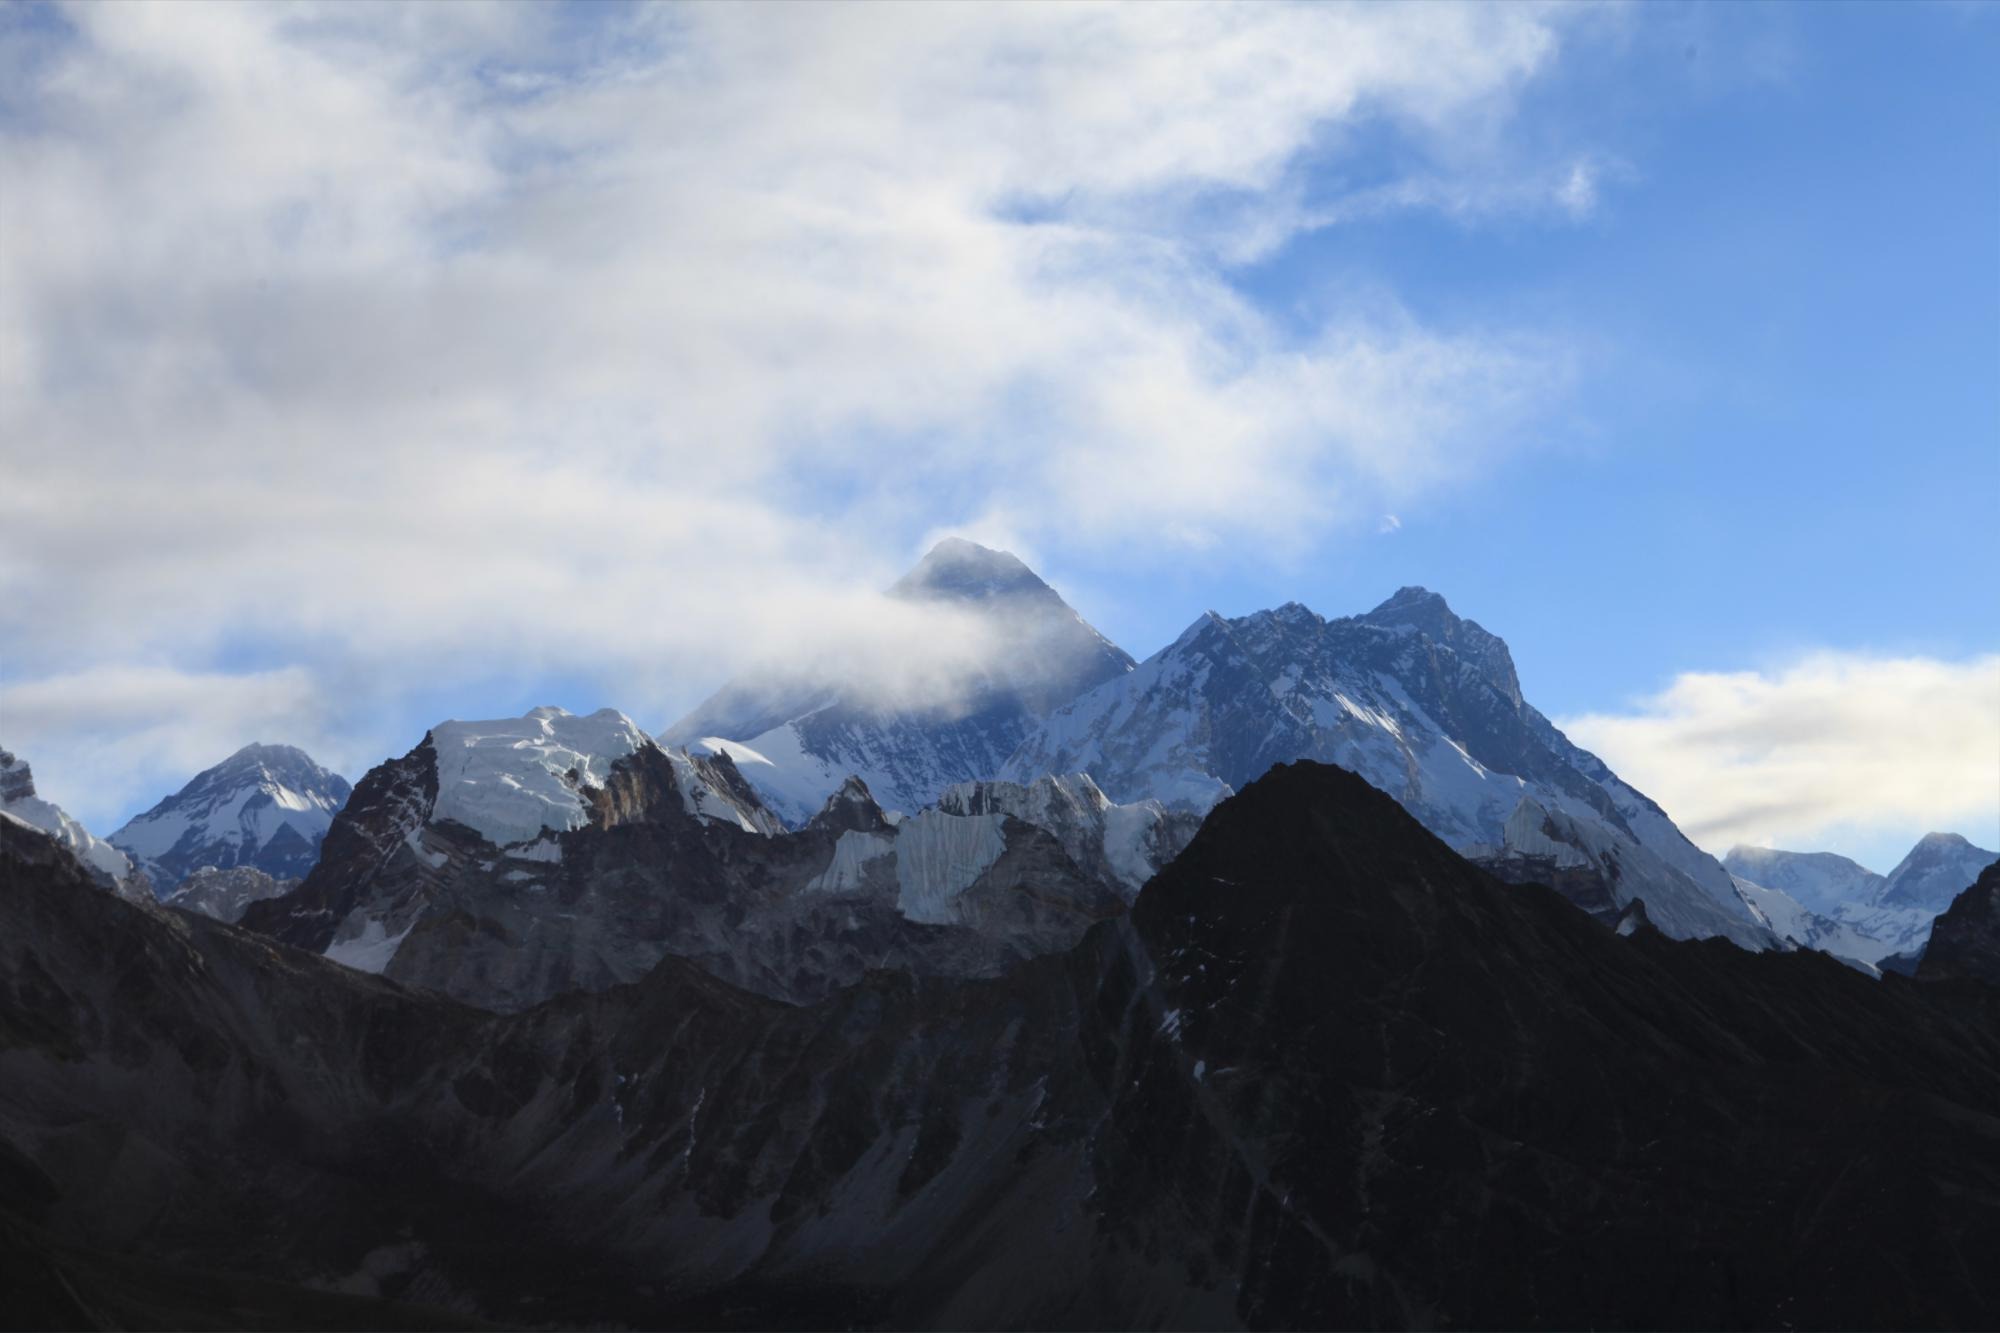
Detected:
left=893, top=811, right=1008, bottom=925
left=325, top=916, right=414, bottom=975
left=805, top=829, right=896, bottom=895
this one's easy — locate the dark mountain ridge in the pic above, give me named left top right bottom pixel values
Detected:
left=5, top=761, right=2000, bottom=1328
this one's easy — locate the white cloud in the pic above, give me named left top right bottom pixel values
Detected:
left=1561, top=653, right=2000, bottom=861
left=1556, top=160, right=1598, bottom=217
left=0, top=665, right=337, bottom=824
left=1, top=2, right=1604, bottom=815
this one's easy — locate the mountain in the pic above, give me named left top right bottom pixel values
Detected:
left=0, top=747, right=148, bottom=900
left=109, top=742, right=351, bottom=893
left=1878, top=831, right=1999, bottom=913
left=1917, top=861, right=2000, bottom=986
left=1004, top=587, right=1773, bottom=950
left=1729, top=875, right=1888, bottom=971
left=8, top=761, right=2000, bottom=1329
left=240, top=706, right=1190, bottom=1010
left=1722, top=844, right=1884, bottom=916
left=662, top=538, right=1134, bottom=822
left=1724, top=838, right=1964, bottom=964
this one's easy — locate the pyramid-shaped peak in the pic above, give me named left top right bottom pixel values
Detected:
left=222, top=741, right=319, bottom=769
left=891, top=537, right=1048, bottom=602
left=1357, top=586, right=1522, bottom=709
left=807, top=774, right=891, bottom=835
left=1366, top=585, right=1457, bottom=621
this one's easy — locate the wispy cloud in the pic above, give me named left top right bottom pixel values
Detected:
left=1561, top=653, right=2000, bottom=861
left=2, top=2, right=1604, bottom=820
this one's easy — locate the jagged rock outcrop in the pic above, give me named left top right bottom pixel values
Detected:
left=6, top=762, right=2000, bottom=1329
left=165, top=865, right=296, bottom=924
left=243, top=710, right=1141, bottom=1010
left=0, top=748, right=150, bottom=901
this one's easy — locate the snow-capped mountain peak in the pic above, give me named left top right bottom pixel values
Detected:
left=110, top=742, right=351, bottom=893
left=662, top=541, right=1135, bottom=823
left=889, top=536, right=1048, bottom=602
left=1878, top=831, right=1999, bottom=913
left=1002, top=588, right=1773, bottom=951
left=0, top=748, right=143, bottom=897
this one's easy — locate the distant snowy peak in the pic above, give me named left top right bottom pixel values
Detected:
left=425, top=707, right=781, bottom=848
left=0, top=749, right=144, bottom=898
left=1878, top=832, right=1999, bottom=913
left=1004, top=587, right=1772, bottom=950
left=1719, top=834, right=1992, bottom=963
left=110, top=742, right=351, bottom=892
left=663, top=539, right=1135, bottom=822
left=1721, top=845, right=1884, bottom=917
left=1729, top=875, right=1892, bottom=972
left=888, top=536, right=1051, bottom=602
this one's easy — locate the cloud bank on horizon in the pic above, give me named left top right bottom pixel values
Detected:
left=1563, top=653, right=2000, bottom=869
left=1, top=1, right=1991, bottom=869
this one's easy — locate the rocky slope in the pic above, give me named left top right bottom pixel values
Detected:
left=0, top=748, right=149, bottom=901
left=109, top=743, right=351, bottom=894
left=6, top=761, right=2000, bottom=1330
left=1005, top=588, right=1773, bottom=950
left=663, top=539, right=1134, bottom=822
left=164, top=865, right=296, bottom=924
left=241, top=708, right=1187, bottom=1010
left=1917, top=861, right=2000, bottom=986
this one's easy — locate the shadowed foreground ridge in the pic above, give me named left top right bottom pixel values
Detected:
left=3, top=762, right=2000, bottom=1329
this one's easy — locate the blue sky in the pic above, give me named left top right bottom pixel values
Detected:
left=1060, top=3, right=1998, bottom=696
left=1, top=2, right=1994, bottom=872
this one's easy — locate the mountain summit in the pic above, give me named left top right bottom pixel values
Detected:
left=110, top=743, right=352, bottom=892
left=888, top=535, right=1049, bottom=601
left=663, top=539, right=1134, bottom=821
left=1878, top=831, right=1999, bottom=913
